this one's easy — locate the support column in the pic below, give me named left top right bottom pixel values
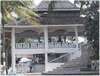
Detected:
left=11, top=27, right=16, bottom=73
left=74, top=26, right=79, bottom=49
left=44, top=26, right=48, bottom=72
left=0, top=27, right=1, bottom=65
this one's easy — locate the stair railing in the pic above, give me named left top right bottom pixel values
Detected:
left=49, top=53, right=69, bottom=63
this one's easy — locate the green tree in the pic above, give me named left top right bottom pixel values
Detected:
left=0, top=0, right=39, bottom=74
left=75, top=0, right=99, bottom=59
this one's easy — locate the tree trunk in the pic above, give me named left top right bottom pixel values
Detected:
left=1, top=9, right=8, bottom=74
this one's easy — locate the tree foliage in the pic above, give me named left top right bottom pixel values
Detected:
left=75, top=0, right=99, bottom=59
left=1, top=0, right=39, bottom=25
left=0, top=0, right=39, bottom=73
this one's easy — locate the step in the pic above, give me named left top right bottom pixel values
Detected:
left=62, top=61, right=80, bottom=67
left=43, top=70, right=99, bottom=75
left=50, top=65, right=80, bottom=73
left=25, top=73, right=42, bottom=76
left=45, top=67, right=80, bottom=75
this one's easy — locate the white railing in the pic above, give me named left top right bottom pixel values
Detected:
left=48, top=42, right=76, bottom=48
left=15, top=42, right=77, bottom=49
left=15, top=43, right=45, bottom=49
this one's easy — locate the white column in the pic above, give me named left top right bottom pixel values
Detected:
left=11, top=27, right=16, bottom=73
left=44, top=26, right=48, bottom=72
left=0, top=27, right=2, bottom=75
left=0, top=27, right=1, bottom=65
left=74, top=26, right=79, bottom=49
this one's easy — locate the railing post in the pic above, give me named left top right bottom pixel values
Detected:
left=44, top=26, right=48, bottom=72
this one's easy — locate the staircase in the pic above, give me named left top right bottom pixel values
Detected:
left=43, top=48, right=82, bottom=74
left=44, top=57, right=81, bottom=74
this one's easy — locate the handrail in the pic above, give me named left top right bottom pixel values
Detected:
left=49, top=45, right=81, bottom=63
left=49, top=53, right=69, bottom=63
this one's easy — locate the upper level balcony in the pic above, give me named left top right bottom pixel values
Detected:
left=13, top=26, right=84, bottom=54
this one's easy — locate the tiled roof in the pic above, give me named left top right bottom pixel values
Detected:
left=39, top=11, right=85, bottom=25
left=35, top=0, right=79, bottom=11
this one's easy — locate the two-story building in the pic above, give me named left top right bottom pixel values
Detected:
left=4, top=0, right=85, bottom=73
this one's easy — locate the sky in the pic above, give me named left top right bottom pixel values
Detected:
left=34, top=0, right=75, bottom=6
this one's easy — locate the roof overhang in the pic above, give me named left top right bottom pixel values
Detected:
left=2, top=24, right=84, bottom=28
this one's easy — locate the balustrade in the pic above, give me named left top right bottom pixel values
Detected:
left=48, top=42, right=76, bottom=48
left=15, top=43, right=45, bottom=49
left=15, top=42, right=78, bottom=49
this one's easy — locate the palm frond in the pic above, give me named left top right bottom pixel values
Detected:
left=1, top=1, right=39, bottom=25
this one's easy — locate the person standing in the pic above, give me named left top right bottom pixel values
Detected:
left=29, top=61, right=33, bottom=72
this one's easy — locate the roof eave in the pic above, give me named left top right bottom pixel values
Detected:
left=35, top=8, right=80, bottom=12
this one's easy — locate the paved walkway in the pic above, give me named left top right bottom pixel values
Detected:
left=43, top=70, right=99, bottom=75
left=0, top=70, right=99, bottom=76
left=0, top=74, right=99, bottom=76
